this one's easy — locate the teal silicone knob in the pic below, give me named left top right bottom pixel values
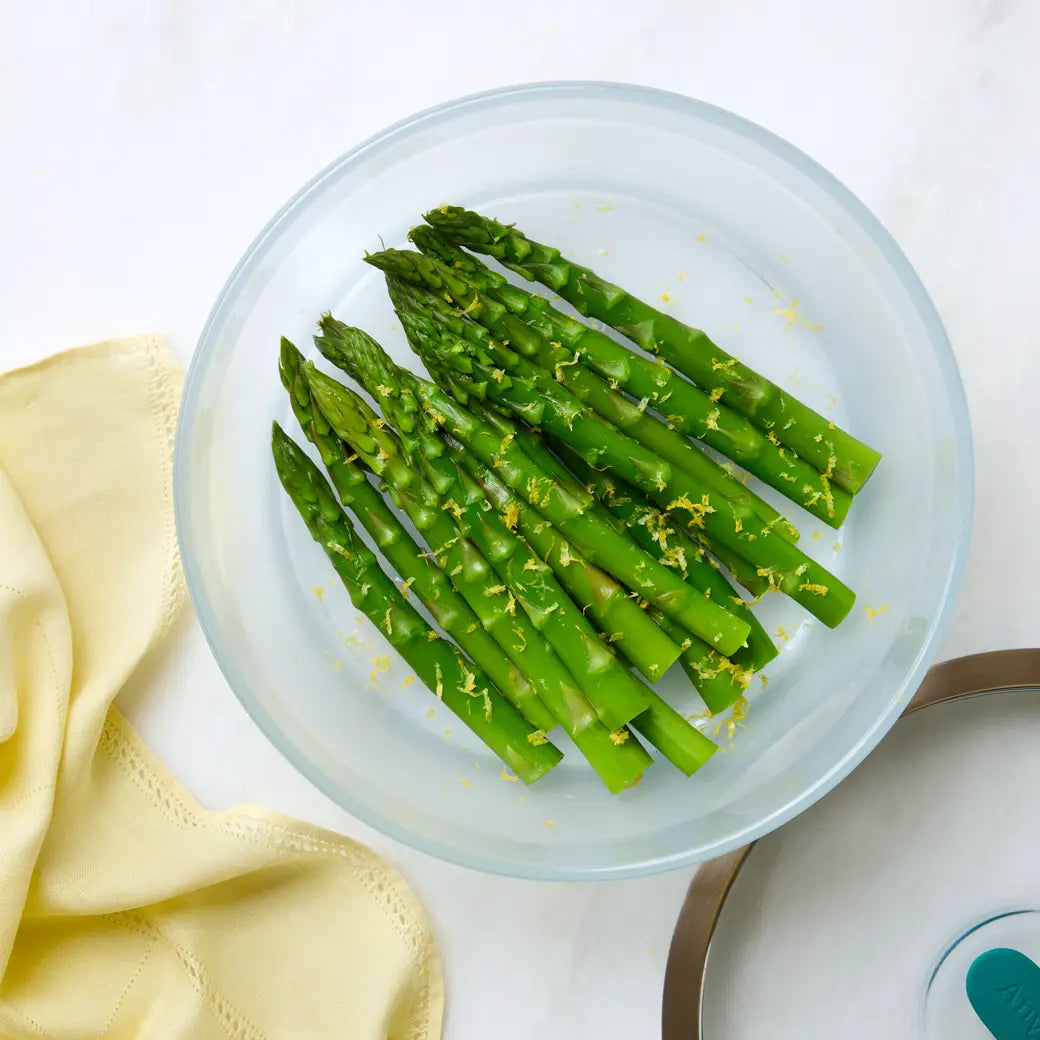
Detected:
left=967, top=948, right=1040, bottom=1038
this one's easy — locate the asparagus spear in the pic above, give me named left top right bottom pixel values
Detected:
left=278, top=339, right=549, bottom=713
left=409, top=225, right=852, bottom=528
left=423, top=206, right=882, bottom=495
left=505, top=421, right=764, bottom=713
left=388, top=287, right=855, bottom=629
left=456, top=399, right=756, bottom=714
left=271, top=421, right=562, bottom=783
left=635, top=690, right=718, bottom=775
left=305, top=361, right=651, bottom=733
left=379, top=257, right=799, bottom=541
left=311, top=320, right=752, bottom=656
left=436, top=370, right=770, bottom=600
left=288, top=357, right=596, bottom=737
left=433, top=428, right=682, bottom=682
left=550, top=439, right=778, bottom=673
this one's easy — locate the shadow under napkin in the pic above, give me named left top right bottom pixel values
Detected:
left=0, top=335, right=442, bottom=1040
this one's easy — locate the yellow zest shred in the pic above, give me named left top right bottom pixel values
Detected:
left=609, top=729, right=630, bottom=745
left=799, top=583, right=829, bottom=596
left=403, top=674, right=417, bottom=687
left=865, top=603, right=889, bottom=620
left=527, top=729, right=549, bottom=746
left=501, top=767, right=519, bottom=782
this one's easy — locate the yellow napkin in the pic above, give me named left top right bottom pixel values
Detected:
left=0, top=335, right=443, bottom=1039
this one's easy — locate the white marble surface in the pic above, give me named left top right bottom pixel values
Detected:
left=2, top=1, right=1038, bottom=1035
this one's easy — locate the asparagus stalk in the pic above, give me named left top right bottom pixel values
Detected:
left=434, top=428, right=682, bottom=682
left=460, top=399, right=756, bottom=713
left=550, top=439, right=778, bottom=673
left=278, top=339, right=549, bottom=714
left=423, top=206, right=882, bottom=495
left=271, top=421, right=562, bottom=783
left=305, top=361, right=650, bottom=733
left=288, top=358, right=589, bottom=737
left=439, top=375, right=770, bottom=600
left=409, top=225, right=852, bottom=528
left=386, top=287, right=855, bottom=629
left=635, top=690, right=718, bottom=775
left=312, top=320, right=752, bottom=656
left=430, top=437, right=716, bottom=763
left=380, top=256, right=799, bottom=540
left=510, top=422, right=764, bottom=712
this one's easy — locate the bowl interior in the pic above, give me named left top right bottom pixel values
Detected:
left=176, top=84, right=971, bottom=879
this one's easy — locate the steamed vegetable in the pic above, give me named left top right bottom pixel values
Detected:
left=271, top=421, right=562, bottom=784
left=423, top=205, right=881, bottom=495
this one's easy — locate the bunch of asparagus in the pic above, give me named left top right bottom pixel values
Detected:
left=272, top=206, right=881, bottom=791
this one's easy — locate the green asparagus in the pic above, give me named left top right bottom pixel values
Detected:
left=279, top=338, right=552, bottom=716
left=305, top=360, right=651, bottom=733
left=409, top=224, right=852, bottom=528
left=435, top=428, right=682, bottom=682
left=550, top=439, right=778, bottom=674
left=386, top=284, right=855, bottom=629
left=512, top=425, right=766, bottom=712
left=271, top=421, right=562, bottom=783
left=423, top=206, right=882, bottom=495
left=380, top=255, right=800, bottom=540
left=458, top=399, right=757, bottom=714
left=311, top=320, right=752, bottom=656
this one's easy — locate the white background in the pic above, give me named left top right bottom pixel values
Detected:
left=2, top=2, right=1038, bottom=1036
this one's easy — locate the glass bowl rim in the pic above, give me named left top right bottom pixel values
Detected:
left=173, top=79, right=974, bottom=880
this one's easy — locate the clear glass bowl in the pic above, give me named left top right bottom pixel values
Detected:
left=174, top=82, right=973, bottom=879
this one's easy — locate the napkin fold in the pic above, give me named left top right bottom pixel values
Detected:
left=0, top=335, right=442, bottom=1039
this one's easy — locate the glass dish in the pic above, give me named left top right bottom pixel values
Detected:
left=174, top=82, right=973, bottom=879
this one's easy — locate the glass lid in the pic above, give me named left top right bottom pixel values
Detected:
left=663, top=649, right=1040, bottom=1039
